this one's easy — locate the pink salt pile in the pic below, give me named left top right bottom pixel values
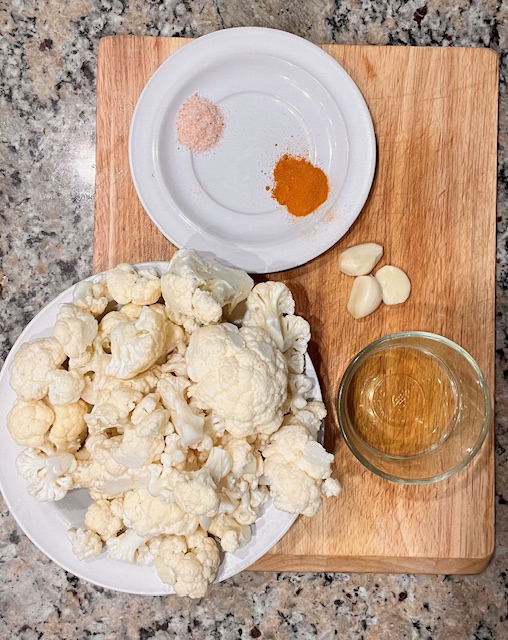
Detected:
left=176, top=93, right=224, bottom=153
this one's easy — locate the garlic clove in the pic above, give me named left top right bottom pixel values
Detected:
left=347, top=276, right=383, bottom=319
left=339, top=243, right=384, bottom=276
left=375, top=265, right=411, bottom=305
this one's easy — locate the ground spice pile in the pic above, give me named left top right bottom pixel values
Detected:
left=271, top=154, right=329, bottom=217
left=176, top=93, right=224, bottom=153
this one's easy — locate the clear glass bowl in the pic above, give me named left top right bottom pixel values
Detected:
left=337, top=331, right=492, bottom=484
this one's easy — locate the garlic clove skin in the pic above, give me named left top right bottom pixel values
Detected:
left=375, top=265, right=411, bottom=305
left=347, top=276, right=383, bottom=319
left=339, top=243, right=384, bottom=276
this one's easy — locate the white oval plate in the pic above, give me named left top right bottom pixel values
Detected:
left=0, top=263, right=323, bottom=595
left=129, top=27, right=376, bottom=274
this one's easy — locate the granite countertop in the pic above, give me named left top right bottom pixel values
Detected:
left=1, top=1, right=507, bottom=638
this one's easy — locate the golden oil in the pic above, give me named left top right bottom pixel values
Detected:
left=346, top=345, right=458, bottom=458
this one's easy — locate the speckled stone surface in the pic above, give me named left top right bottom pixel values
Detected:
left=1, top=1, right=508, bottom=638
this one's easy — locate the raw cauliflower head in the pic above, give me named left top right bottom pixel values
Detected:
left=186, top=323, right=288, bottom=438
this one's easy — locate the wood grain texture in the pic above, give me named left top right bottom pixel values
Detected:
left=94, top=36, right=498, bottom=574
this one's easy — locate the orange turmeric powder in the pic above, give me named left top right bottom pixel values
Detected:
left=271, top=154, right=329, bottom=217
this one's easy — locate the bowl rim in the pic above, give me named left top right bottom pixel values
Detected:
left=336, top=330, right=492, bottom=485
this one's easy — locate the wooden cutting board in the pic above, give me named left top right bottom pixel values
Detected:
left=93, top=36, right=498, bottom=574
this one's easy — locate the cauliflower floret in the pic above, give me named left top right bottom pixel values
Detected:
left=283, top=400, right=327, bottom=439
left=106, top=264, right=138, bottom=305
left=54, top=303, right=98, bottom=359
left=72, top=434, right=151, bottom=498
left=106, top=264, right=161, bottom=306
left=131, top=268, right=162, bottom=305
left=208, top=512, right=252, bottom=553
left=112, top=423, right=165, bottom=469
left=131, top=393, right=171, bottom=437
left=157, top=375, right=210, bottom=450
left=171, top=469, right=220, bottom=518
left=120, top=303, right=143, bottom=320
left=73, top=275, right=111, bottom=317
left=47, top=369, right=85, bottom=406
left=203, top=447, right=233, bottom=484
left=244, top=281, right=311, bottom=373
left=67, top=526, right=103, bottom=560
left=69, top=336, right=112, bottom=406
left=155, top=528, right=220, bottom=598
left=232, top=485, right=268, bottom=525
left=160, top=249, right=254, bottom=333
left=106, top=306, right=180, bottom=379
left=244, top=281, right=293, bottom=349
left=85, top=498, right=124, bottom=541
left=97, top=384, right=143, bottom=414
left=220, top=473, right=267, bottom=523
left=161, top=433, right=188, bottom=468
left=99, top=309, right=129, bottom=334
left=48, top=399, right=88, bottom=449
left=122, top=489, right=199, bottom=537
left=9, top=337, right=66, bottom=401
left=322, top=477, right=341, bottom=498
left=16, top=443, right=77, bottom=501
left=262, top=422, right=341, bottom=517
left=263, top=423, right=334, bottom=481
left=84, top=385, right=143, bottom=434
left=282, top=315, right=311, bottom=374
left=147, top=461, right=175, bottom=499
left=263, top=460, right=322, bottom=517
left=7, top=399, right=54, bottom=447
left=104, top=367, right=162, bottom=395
left=222, top=437, right=258, bottom=477
left=161, top=351, right=188, bottom=377
left=106, top=529, right=153, bottom=565
left=146, top=463, right=219, bottom=518
left=286, top=373, right=314, bottom=413
left=186, top=323, right=288, bottom=438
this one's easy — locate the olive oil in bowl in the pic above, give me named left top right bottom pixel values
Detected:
left=348, top=345, right=458, bottom=459
left=337, top=332, right=491, bottom=484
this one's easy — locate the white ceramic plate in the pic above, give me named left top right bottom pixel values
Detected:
left=0, top=263, right=323, bottom=595
left=129, top=27, right=376, bottom=273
